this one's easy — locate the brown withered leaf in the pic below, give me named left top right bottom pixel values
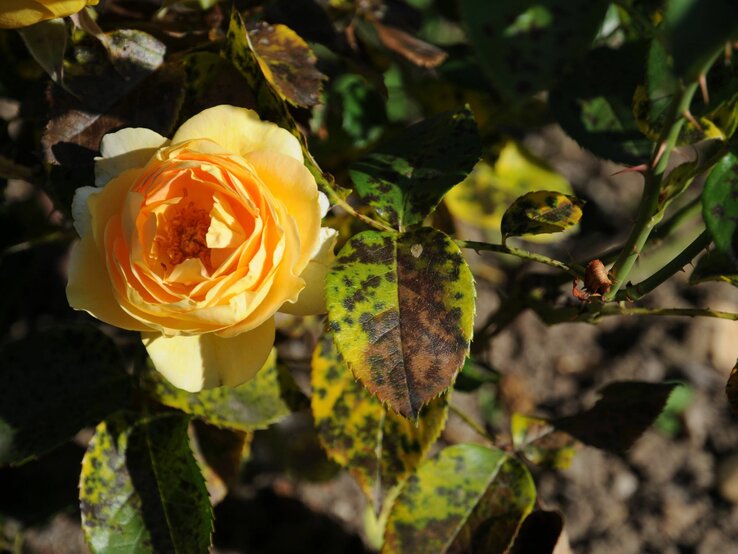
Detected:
left=249, top=22, right=326, bottom=108
left=369, top=19, right=448, bottom=68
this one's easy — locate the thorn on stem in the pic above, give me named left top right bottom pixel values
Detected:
left=699, top=73, right=710, bottom=104
left=682, top=109, right=703, bottom=133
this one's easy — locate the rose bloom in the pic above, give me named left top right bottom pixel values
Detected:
left=67, top=105, right=337, bottom=391
left=0, top=0, right=98, bottom=28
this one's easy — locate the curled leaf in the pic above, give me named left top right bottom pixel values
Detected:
left=501, top=190, right=583, bottom=241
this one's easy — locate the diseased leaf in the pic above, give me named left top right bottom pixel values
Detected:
left=690, top=249, right=738, bottom=286
left=511, top=414, right=577, bottom=470
left=144, top=349, right=291, bottom=432
left=349, top=108, right=481, bottom=229
left=249, top=22, right=326, bottom=108
left=553, top=381, right=678, bottom=453
left=383, top=444, right=536, bottom=554
left=501, top=190, right=583, bottom=241
left=726, top=362, right=738, bottom=417
left=311, top=333, right=448, bottom=510
left=326, top=228, right=475, bottom=419
left=445, top=141, right=573, bottom=242
left=460, top=0, right=609, bottom=101
left=550, top=43, right=653, bottom=164
left=80, top=413, right=212, bottom=554
left=702, top=152, right=738, bottom=260
left=0, top=324, right=131, bottom=466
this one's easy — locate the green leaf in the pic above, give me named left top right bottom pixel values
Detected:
left=511, top=414, right=577, bottom=470
left=460, top=0, right=609, bottom=101
left=80, top=413, right=212, bottom=554
left=550, top=43, right=653, bottom=164
left=501, top=190, right=583, bottom=240
left=248, top=22, right=325, bottom=108
left=383, top=444, right=536, bottom=554
left=726, top=361, right=738, bottom=417
left=0, top=324, right=131, bottom=466
left=18, top=18, right=67, bottom=83
left=144, top=349, right=291, bottom=432
left=702, top=152, right=738, bottom=260
left=349, top=108, right=481, bottom=229
left=553, top=381, right=678, bottom=454
left=690, top=249, right=738, bottom=286
left=664, top=0, right=738, bottom=81
left=326, top=228, right=475, bottom=419
left=311, top=333, right=448, bottom=510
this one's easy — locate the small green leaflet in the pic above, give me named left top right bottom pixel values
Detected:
left=702, top=153, right=738, bottom=261
left=501, top=190, right=583, bottom=241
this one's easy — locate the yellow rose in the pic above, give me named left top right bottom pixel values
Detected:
left=67, top=105, right=337, bottom=392
left=0, top=0, right=99, bottom=29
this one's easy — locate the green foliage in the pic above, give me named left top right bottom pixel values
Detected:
left=311, top=333, right=448, bottom=510
left=383, top=444, right=536, bottom=553
left=144, top=349, right=291, bottom=432
left=501, top=190, right=584, bottom=241
left=702, top=152, right=738, bottom=260
left=0, top=325, right=131, bottom=466
left=349, top=108, right=481, bottom=229
left=80, top=413, right=212, bottom=554
left=325, top=228, right=475, bottom=418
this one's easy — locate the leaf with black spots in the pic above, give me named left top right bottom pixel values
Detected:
left=702, top=152, right=738, bottom=261
left=383, top=444, right=536, bottom=554
left=311, top=333, right=448, bottom=511
left=326, top=228, right=475, bottom=419
left=349, top=108, right=481, bottom=229
left=501, top=190, right=583, bottom=241
left=553, top=381, right=678, bottom=454
left=0, top=324, right=131, bottom=466
left=144, top=349, right=291, bottom=432
left=79, top=413, right=212, bottom=553
left=690, top=249, right=738, bottom=286
left=460, top=0, right=609, bottom=101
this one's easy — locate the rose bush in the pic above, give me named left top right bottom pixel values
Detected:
left=0, top=0, right=98, bottom=28
left=67, top=105, right=336, bottom=391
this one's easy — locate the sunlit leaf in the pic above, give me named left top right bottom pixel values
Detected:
left=460, top=0, right=609, bottom=101
left=553, top=381, right=678, bottom=453
left=501, top=190, right=583, bottom=241
left=80, top=413, right=212, bottom=554
left=311, top=333, right=448, bottom=510
left=511, top=414, right=578, bottom=470
left=690, top=249, right=738, bottom=286
left=144, top=349, right=291, bottom=432
left=383, top=444, right=536, bottom=554
left=349, top=108, right=481, bottom=229
left=702, top=152, right=738, bottom=260
left=249, top=22, right=325, bottom=108
left=446, top=141, right=574, bottom=241
left=326, top=228, right=475, bottom=419
left=0, top=324, right=131, bottom=466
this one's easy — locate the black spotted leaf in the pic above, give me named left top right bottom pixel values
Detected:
left=0, top=324, right=131, bottom=466
left=550, top=43, right=653, bottom=164
left=311, top=333, right=448, bottom=510
left=690, top=249, right=738, bottom=286
left=460, top=0, right=609, bottom=101
left=501, top=190, right=583, bottom=241
left=383, top=444, right=536, bottom=554
left=144, top=349, right=291, bottom=432
left=349, top=108, right=481, bottom=229
left=702, top=152, right=738, bottom=260
left=325, top=228, right=475, bottom=419
left=80, top=413, right=212, bottom=554
left=553, top=381, right=678, bottom=454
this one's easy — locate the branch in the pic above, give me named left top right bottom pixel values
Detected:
left=456, top=240, right=585, bottom=277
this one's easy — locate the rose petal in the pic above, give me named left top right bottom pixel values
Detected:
left=142, top=317, right=276, bottom=392
left=95, top=128, right=170, bottom=187
left=171, top=105, right=303, bottom=162
left=71, top=186, right=97, bottom=237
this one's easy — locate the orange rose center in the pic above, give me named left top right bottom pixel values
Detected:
left=155, top=200, right=212, bottom=271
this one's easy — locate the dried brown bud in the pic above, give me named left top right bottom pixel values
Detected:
left=572, top=259, right=612, bottom=301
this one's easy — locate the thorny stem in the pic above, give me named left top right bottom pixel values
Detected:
left=456, top=240, right=585, bottom=277
left=449, top=402, right=495, bottom=444
left=615, top=229, right=712, bottom=301
left=603, top=81, right=700, bottom=301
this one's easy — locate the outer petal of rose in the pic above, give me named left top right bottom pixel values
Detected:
left=71, top=186, right=97, bottom=237
left=67, top=233, right=151, bottom=331
left=280, top=227, right=338, bottom=316
left=243, top=150, right=321, bottom=274
left=171, top=105, right=303, bottom=162
left=142, top=317, right=276, bottom=392
left=95, top=128, right=169, bottom=187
